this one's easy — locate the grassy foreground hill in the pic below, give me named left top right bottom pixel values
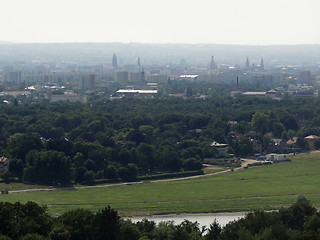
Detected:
left=1, top=152, right=320, bottom=216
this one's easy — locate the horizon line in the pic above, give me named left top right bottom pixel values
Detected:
left=1, top=41, right=320, bottom=47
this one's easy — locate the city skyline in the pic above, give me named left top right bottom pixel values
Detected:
left=1, top=0, right=320, bottom=45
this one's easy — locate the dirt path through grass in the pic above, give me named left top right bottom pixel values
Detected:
left=8, top=158, right=260, bottom=194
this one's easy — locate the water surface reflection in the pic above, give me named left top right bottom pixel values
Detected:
left=129, top=213, right=245, bottom=228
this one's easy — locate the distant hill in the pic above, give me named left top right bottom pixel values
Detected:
left=0, top=42, right=319, bottom=66
left=0, top=41, right=13, bottom=44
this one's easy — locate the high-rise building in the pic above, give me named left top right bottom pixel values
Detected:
left=79, top=74, right=95, bottom=90
left=127, top=69, right=146, bottom=83
left=5, top=71, right=22, bottom=84
left=252, top=73, right=273, bottom=88
left=112, top=54, right=118, bottom=69
left=129, top=72, right=141, bottom=82
left=114, top=71, right=129, bottom=82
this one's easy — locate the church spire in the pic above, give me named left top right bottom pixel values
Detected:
left=260, top=58, right=264, bottom=71
left=210, top=56, right=216, bottom=69
left=246, top=57, right=250, bottom=68
left=137, top=57, right=141, bottom=68
left=112, top=54, right=118, bottom=69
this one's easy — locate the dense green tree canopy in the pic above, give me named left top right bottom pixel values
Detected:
left=0, top=96, right=319, bottom=185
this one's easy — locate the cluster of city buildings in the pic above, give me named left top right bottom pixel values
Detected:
left=0, top=53, right=319, bottom=102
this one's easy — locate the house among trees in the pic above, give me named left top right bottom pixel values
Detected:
left=252, top=139, right=262, bottom=154
left=210, top=141, right=229, bottom=157
left=265, top=90, right=282, bottom=99
left=266, top=154, right=287, bottom=162
left=271, top=138, right=287, bottom=153
left=287, top=137, right=298, bottom=145
left=227, top=131, right=243, bottom=142
left=0, top=157, right=9, bottom=173
left=228, top=121, right=238, bottom=126
left=304, top=135, right=320, bottom=149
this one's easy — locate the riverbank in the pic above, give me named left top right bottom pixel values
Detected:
left=128, top=212, right=246, bottom=228
left=126, top=211, right=248, bottom=218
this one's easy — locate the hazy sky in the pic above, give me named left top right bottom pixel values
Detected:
left=1, top=0, right=320, bottom=45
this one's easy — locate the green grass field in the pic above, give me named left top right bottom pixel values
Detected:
left=1, top=152, right=320, bottom=216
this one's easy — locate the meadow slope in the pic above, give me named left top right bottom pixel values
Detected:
left=1, top=152, right=320, bottom=216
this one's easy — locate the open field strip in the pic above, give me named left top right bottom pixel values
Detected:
left=1, top=152, right=320, bottom=216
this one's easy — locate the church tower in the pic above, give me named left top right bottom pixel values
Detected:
left=246, top=57, right=250, bottom=68
left=210, top=56, right=216, bottom=69
left=260, top=58, right=264, bottom=71
left=141, top=68, right=146, bottom=83
left=112, top=54, right=118, bottom=69
left=137, top=57, right=141, bottom=68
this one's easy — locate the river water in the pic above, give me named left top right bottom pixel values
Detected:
left=129, top=213, right=245, bottom=228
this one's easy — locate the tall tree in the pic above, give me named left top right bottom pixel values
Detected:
left=6, top=133, right=44, bottom=161
left=25, top=150, right=71, bottom=185
left=93, top=206, right=121, bottom=240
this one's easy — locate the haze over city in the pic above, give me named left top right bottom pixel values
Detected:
left=1, top=0, right=320, bottom=45
left=2, top=1, right=320, bottom=239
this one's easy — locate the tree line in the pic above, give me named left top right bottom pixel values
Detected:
left=1, top=96, right=320, bottom=185
left=0, top=198, right=319, bottom=240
